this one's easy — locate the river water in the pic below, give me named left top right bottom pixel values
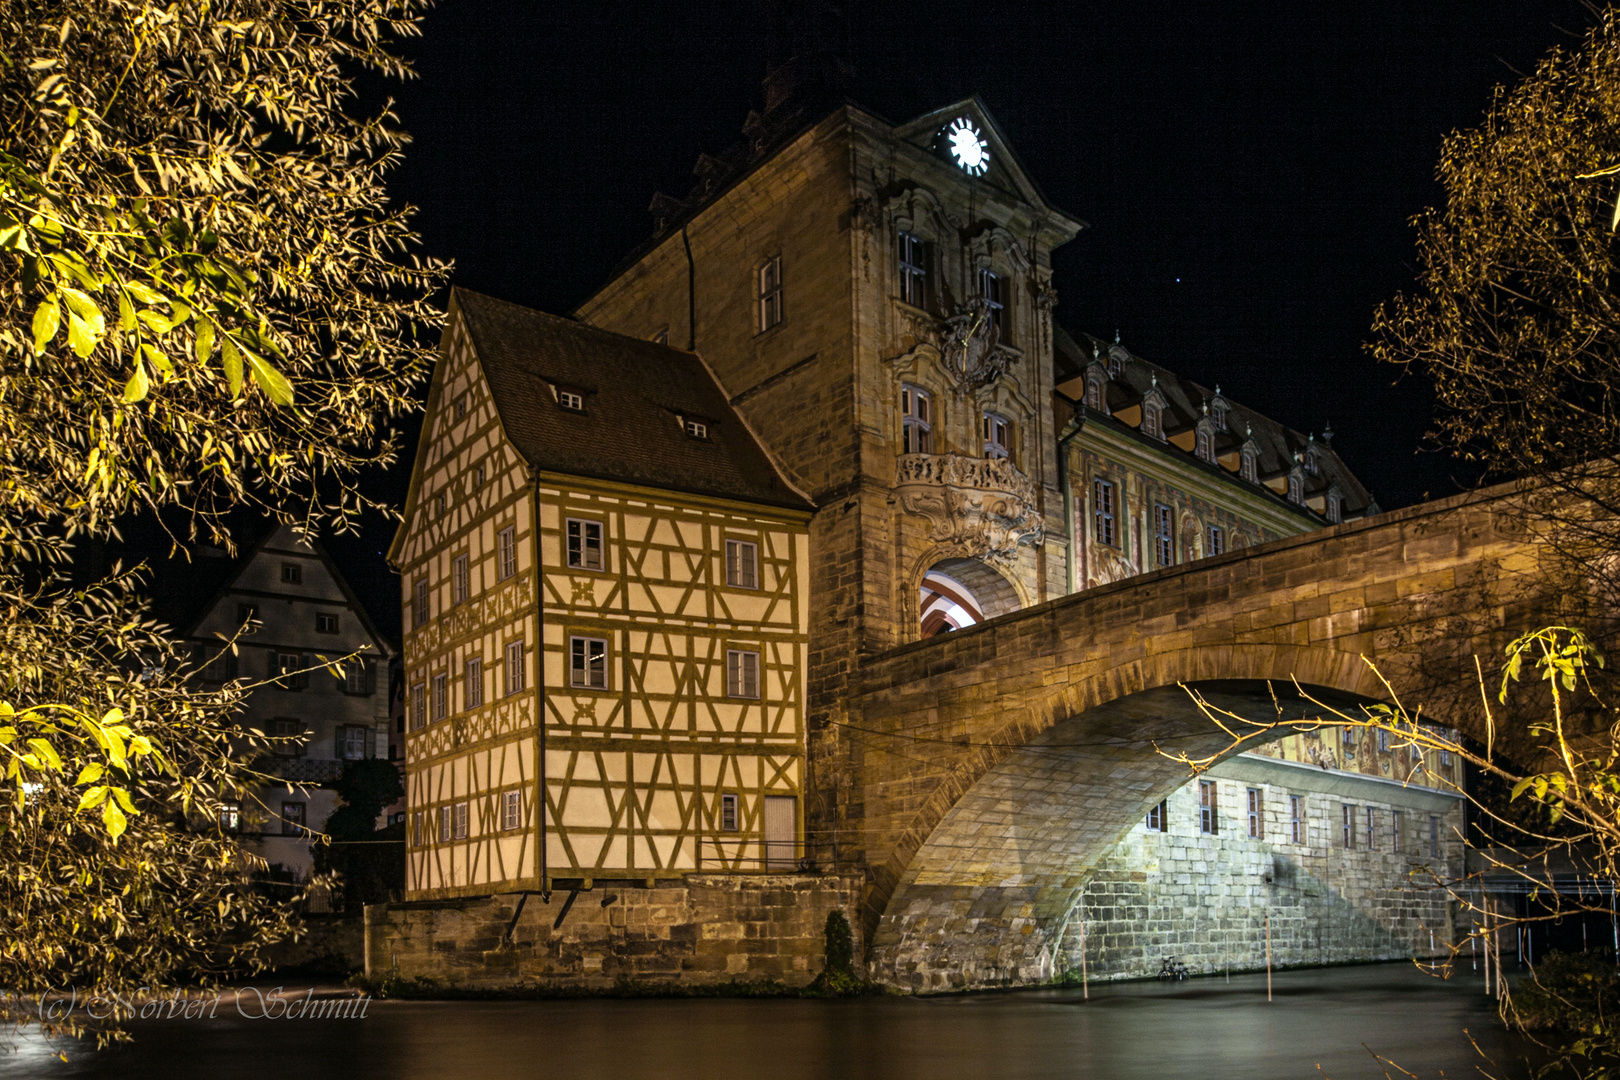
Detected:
left=2, top=963, right=1529, bottom=1080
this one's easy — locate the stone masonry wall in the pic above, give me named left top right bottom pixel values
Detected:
left=365, top=873, right=862, bottom=990
left=1064, top=768, right=1465, bottom=982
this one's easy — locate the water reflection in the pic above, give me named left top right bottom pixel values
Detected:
left=5, top=963, right=1527, bottom=1080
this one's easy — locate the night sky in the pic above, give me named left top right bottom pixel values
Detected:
left=321, top=0, right=1600, bottom=639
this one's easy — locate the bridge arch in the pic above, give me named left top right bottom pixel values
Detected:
left=862, top=642, right=1388, bottom=987
left=918, top=556, right=1022, bottom=637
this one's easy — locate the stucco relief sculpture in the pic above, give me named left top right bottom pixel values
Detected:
left=895, top=453, right=1043, bottom=562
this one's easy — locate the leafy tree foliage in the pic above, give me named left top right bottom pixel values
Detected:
left=315, top=759, right=404, bottom=908
left=0, top=0, right=445, bottom=1039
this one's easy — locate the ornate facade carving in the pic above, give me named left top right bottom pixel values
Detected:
left=895, top=453, right=1043, bottom=562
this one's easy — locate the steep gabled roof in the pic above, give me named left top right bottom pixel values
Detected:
left=1053, top=324, right=1376, bottom=519
left=453, top=289, right=812, bottom=512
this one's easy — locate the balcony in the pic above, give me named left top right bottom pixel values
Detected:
left=270, top=757, right=346, bottom=784
left=894, top=453, right=1043, bottom=561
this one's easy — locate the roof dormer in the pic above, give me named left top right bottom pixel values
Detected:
left=1209, top=387, right=1230, bottom=433
left=1140, top=375, right=1168, bottom=442
left=1194, top=413, right=1219, bottom=464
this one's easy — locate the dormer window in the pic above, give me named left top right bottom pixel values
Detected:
left=1304, top=442, right=1321, bottom=475
left=558, top=389, right=585, bottom=412
left=979, top=269, right=1005, bottom=337
left=1195, top=426, right=1214, bottom=463
left=1240, top=443, right=1258, bottom=483
left=684, top=418, right=709, bottom=439
left=1085, top=371, right=1105, bottom=412
left=901, top=384, right=932, bottom=454
left=983, top=412, right=1011, bottom=460
left=1107, top=344, right=1127, bottom=377
left=1325, top=485, right=1343, bottom=524
left=1141, top=382, right=1166, bottom=442
left=898, top=231, right=928, bottom=308
left=1287, top=467, right=1304, bottom=505
left=1209, top=389, right=1229, bottom=432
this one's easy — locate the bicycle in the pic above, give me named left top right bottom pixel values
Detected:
left=1157, top=956, right=1190, bottom=981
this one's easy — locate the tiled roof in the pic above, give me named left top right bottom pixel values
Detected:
left=454, top=289, right=811, bottom=512
left=1053, top=325, right=1376, bottom=519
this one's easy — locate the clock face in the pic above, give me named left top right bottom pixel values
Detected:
left=946, top=117, right=989, bottom=176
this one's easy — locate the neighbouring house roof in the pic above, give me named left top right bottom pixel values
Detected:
left=1053, top=324, right=1376, bottom=520
left=452, top=288, right=812, bottom=512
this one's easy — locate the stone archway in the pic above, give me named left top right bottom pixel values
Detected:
left=919, top=557, right=1022, bottom=637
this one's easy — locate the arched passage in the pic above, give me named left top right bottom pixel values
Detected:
left=919, top=557, right=1021, bottom=637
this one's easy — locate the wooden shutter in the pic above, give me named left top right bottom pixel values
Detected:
left=763, top=795, right=796, bottom=871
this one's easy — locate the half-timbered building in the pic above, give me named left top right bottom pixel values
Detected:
left=389, top=290, right=813, bottom=899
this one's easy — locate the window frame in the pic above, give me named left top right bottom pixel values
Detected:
left=1392, top=809, right=1405, bottom=854
left=505, top=639, right=527, bottom=696
left=465, top=656, right=483, bottom=710
left=568, top=635, right=608, bottom=690
left=558, top=389, right=586, bottom=413
left=315, top=611, right=339, bottom=634
left=431, top=673, right=447, bottom=723
left=280, top=562, right=302, bottom=585
left=982, top=412, right=1011, bottom=461
left=1153, top=503, right=1174, bottom=568
left=281, top=800, right=306, bottom=837
left=1093, top=478, right=1117, bottom=547
left=1198, top=779, right=1218, bottom=835
left=979, top=267, right=1005, bottom=336
left=726, top=648, right=761, bottom=699
left=1246, top=787, right=1263, bottom=840
left=566, top=518, right=605, bottom=572
left=1145, top=799, right=1167, bottom=832
left=343, top=723, right=368, bottom=761
left=757, top=255, right=783, bottom=333
left=897, top=230, right=928, bottom=308
left=684, top=418, right=709, bottom=439
left=411, top=575, right=429, bottom=628
left=503, top=789, right=521, bottom=831
left=1342, top=803, right=1356, bottom=850
left=410, top=682, right=426, bottom=731
left=438, top=805, right=452, bottom=843
left=900, top=384, right=933, bottom=455
left=498, top=526, right=517, bottom=581
left=1289, top=794, right=1304, bottom=844
left=1366, top=806, right=1378, bottom=850
left=453, top=801, right=468, bottom=841
left=720, top=793, right=739, bottom=833
left=452, top=553, right=470, bottom=604
left=725, top=538, right=759, bottom=590
left=1205, top=524, right=1225, bottom=557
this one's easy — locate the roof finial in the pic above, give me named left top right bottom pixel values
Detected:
left=1322, top=421, right=1334, bottom=445
left=1114, top=329, right=1121, bottom=345
left=1201, top=400, right=1209, bottom=415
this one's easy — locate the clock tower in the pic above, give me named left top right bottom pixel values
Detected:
left=574, top=93, right=1084, bottom=869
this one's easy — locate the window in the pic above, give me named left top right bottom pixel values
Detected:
left=900, top=384, right=932, bottom=454
left=1392, top=809, right=1405, bottom=854
left=982, top=413, right=1010, bottom=460
left=1343, top=727, right=1358, bottom=748
left=1211, top=396, right=1228, bottom=431
left=238, top=603, right=260, bottom=633
left=498, top=526, right=517, bottom=580
left=569, top=636, right=607, bottom=689
left=1198, top=780, right=1218, bottom=834
left=199, top=647, right=237, bottom=683
left=727, top=650, right=761, bottom=699
left=1247, top=787, right=1263, bottom=839
left=343, top=724, right=368, bottom=761
left=558, top=389, right=585, bottom=412
left=1342, top=804, right=1356, bottom=850
left=410, top=682, right=426, bottom=731
left=432, top=673, right=447, bottom=723
left=720, top=793, right=739, bottom=832
left=1439, top=747, right=1453, bottom=768
left=465, top=657, right=483, bottom=709
left=219, top=801, right=241, bottom=832
left=412, top=576, right=429, bottom=628
left=274, top=651, right=308, bottom=689
left=1429, top=816, right=1441, bottom=858
left=453, top=802, right=468, bottom=840
left=1289, top=794, right=1304, bottom=844
left=1094, top=479, right=1117, bottom=547
left=434, top=492, right=446, bottom=518
left=315, top=611, right=339, bottom=634
left=475, top=464, right=485, bottom=488
left=1240, top=445, right=1258, bottom=483
left=1326, top=489, right=1343, bottom=524
left=453, top=554, right=469, bottom=603
left=411, top=811, right=423, bottom=847
left=274, top=717, right=305, bottom=757
left=1143, top=398, right=1163, bottom=440
left=503, top=789, right=521, bottom=831
left=1366, top=806, right=1378, bottom=850
left=1153, top=504, right=1174, bottom=568
left=1376, top=728, right=1390, bottom=752
left=980, top=268, right=1004, bottom=334
left=1145, top=799, right=1167, bottom=832
left=1085, top=371, right=1105, bottom=412
left=1206, top=525, right=1224, bottom=557
left=438, top=806, right=452, bottom=843
left=757, top=256, right=783, bottom=332
left=454, top=392, right=467, bottom=420
left=1287, top=469, right=1303, bottom=504
left=726, top=539, right=759, bottom=589
left=684, top=418, right=708, bottom=439
left=281, top=801, right=306, bottom=837
left=567, top=519, right=603, bottom=571
left=343, top=660, right=371, bottom=695
left=898, top=231, right=927, bottom=307
left=506, top=639, right=527, bottom=695
left=1195, top=427, right=1213, bottom=462
left=281, top=562, right=302, bottom=585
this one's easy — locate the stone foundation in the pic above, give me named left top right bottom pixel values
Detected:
left=364, top=873, right=862, bottom=990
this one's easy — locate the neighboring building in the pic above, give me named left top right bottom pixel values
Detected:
left=185, top=524, right=394, bottom=881
left=388, top=292, right=813, bottom=899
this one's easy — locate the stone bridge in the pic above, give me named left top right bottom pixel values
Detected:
left=845, top=484, right=1556, bottom=989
